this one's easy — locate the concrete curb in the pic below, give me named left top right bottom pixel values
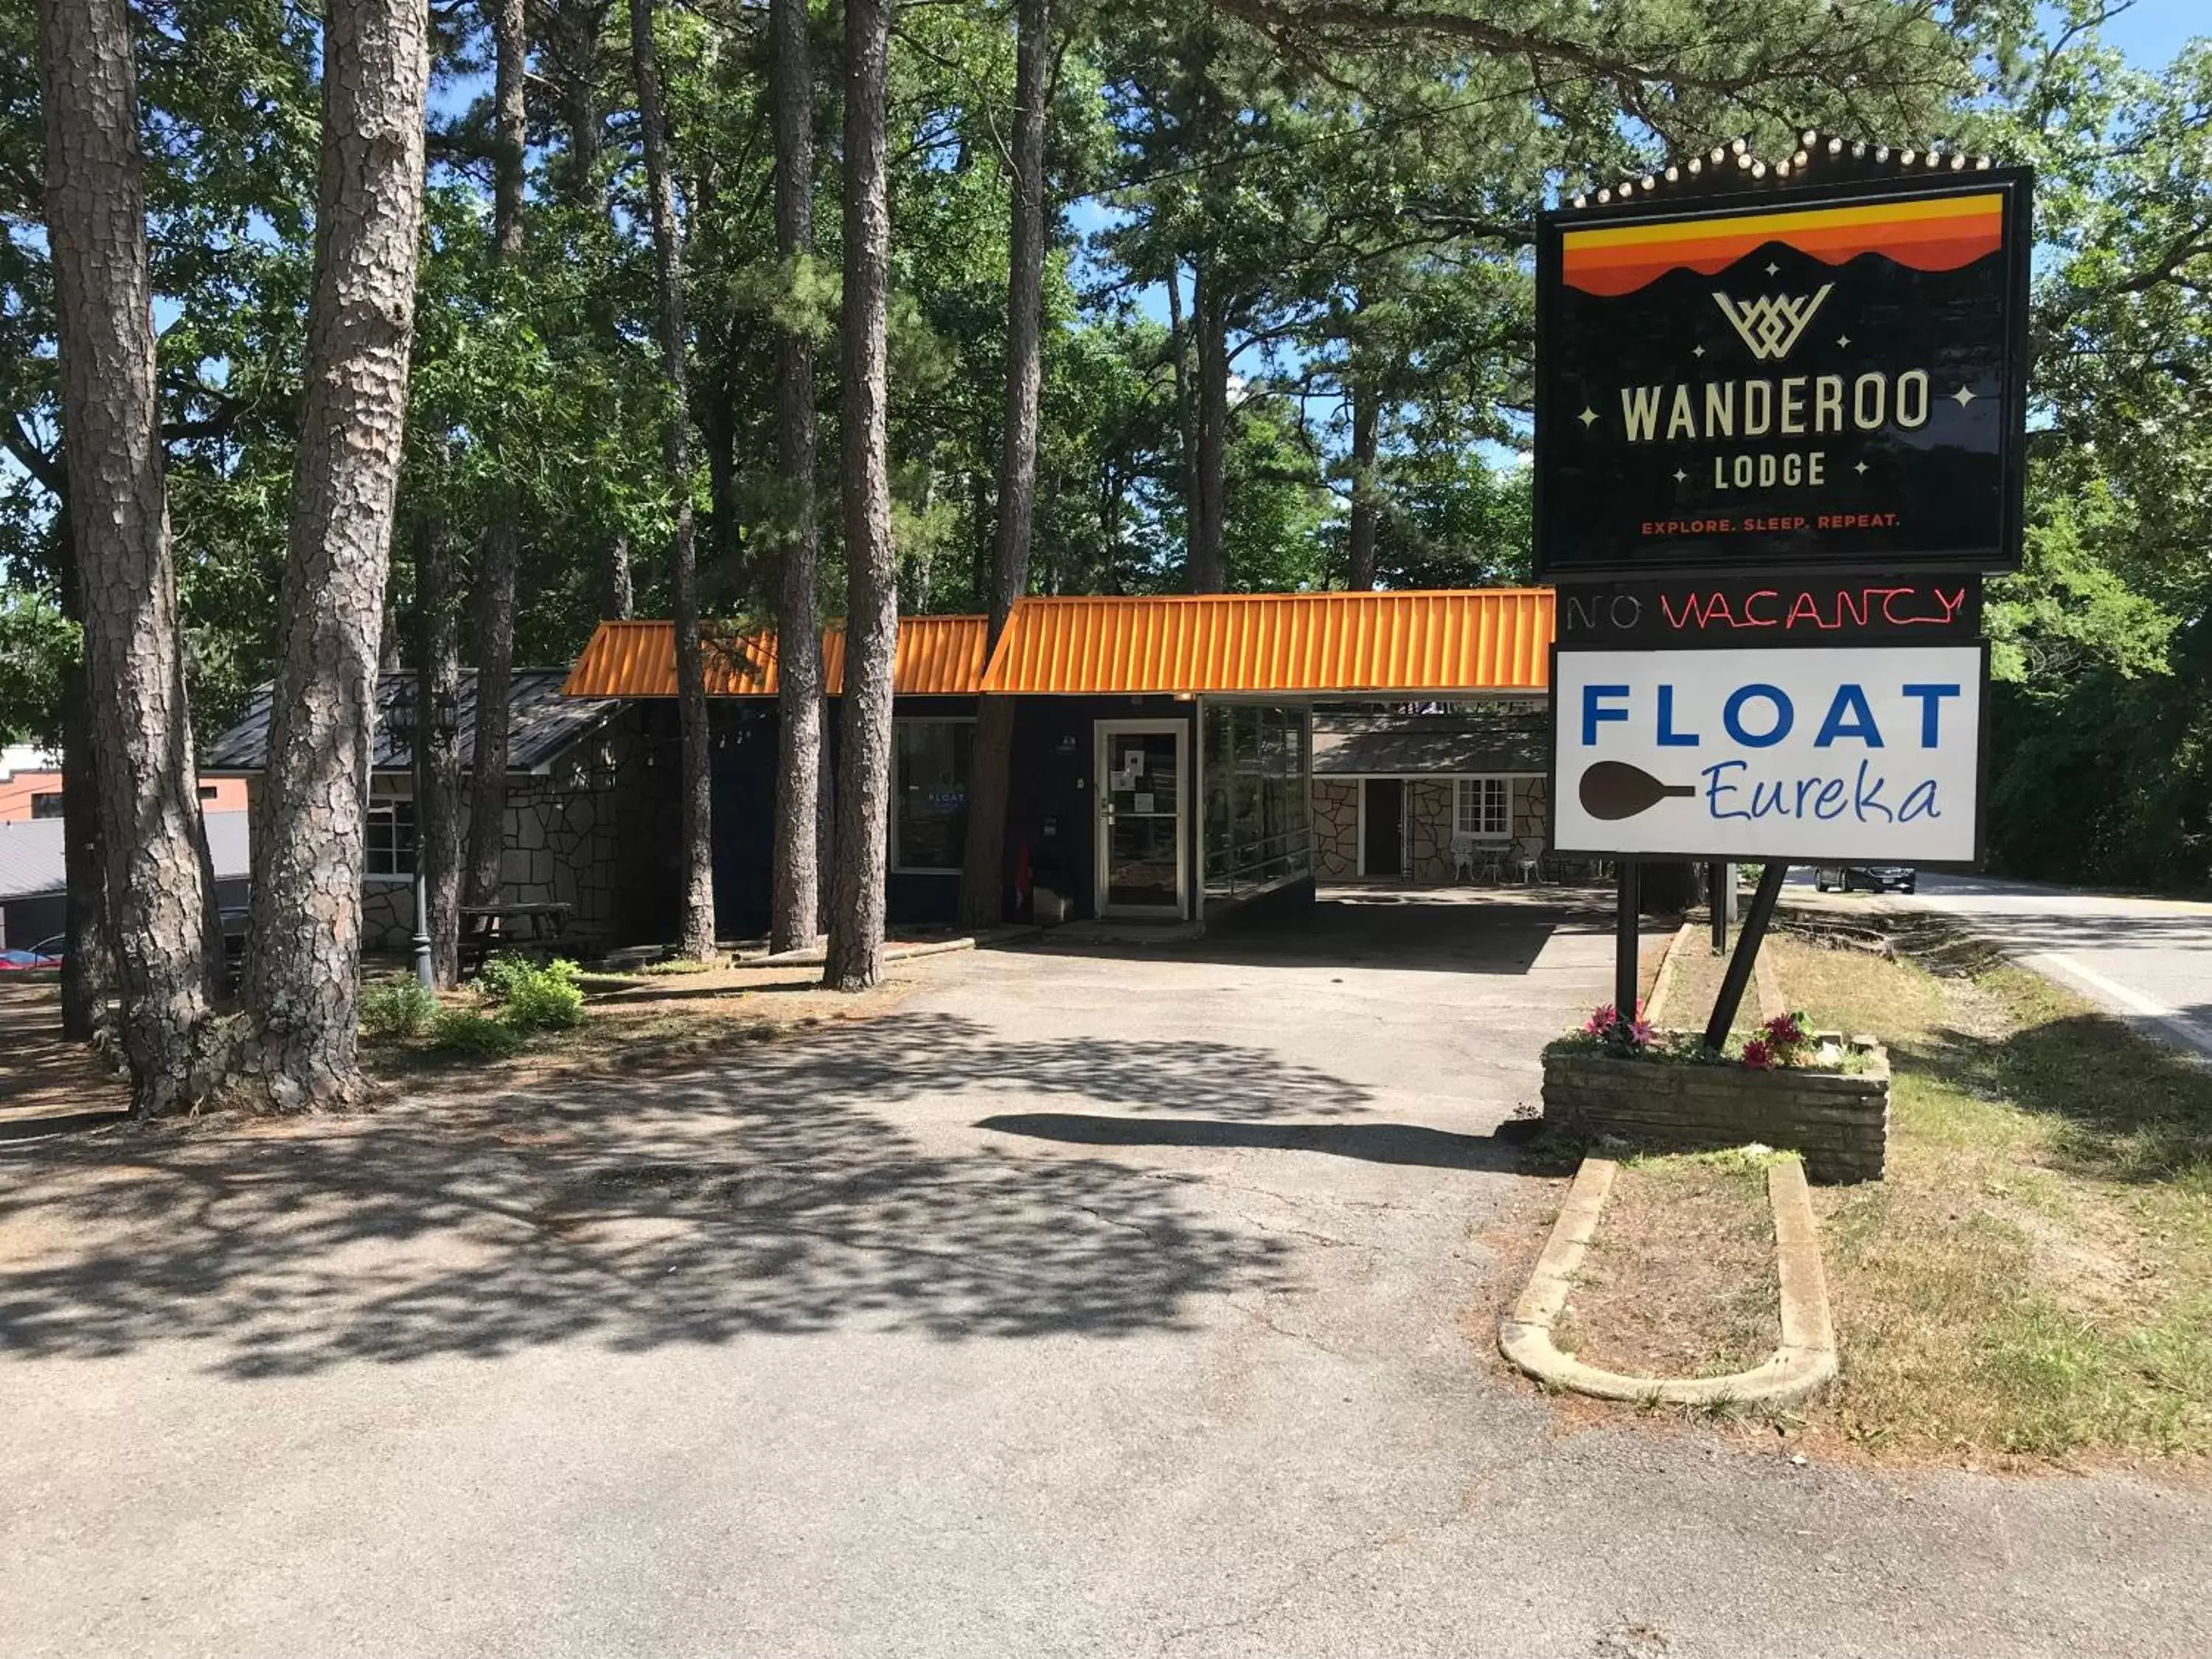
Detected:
left=1642, top=922, right=1700, bottom=1029
left=1499, top=1156, right=1839, bottom=1407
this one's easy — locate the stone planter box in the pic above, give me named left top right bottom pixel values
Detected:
left=1541, top=1037, right=1890, bottom=1183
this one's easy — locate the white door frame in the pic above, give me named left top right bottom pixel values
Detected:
left=1094, top=719, right=1189, bottom=919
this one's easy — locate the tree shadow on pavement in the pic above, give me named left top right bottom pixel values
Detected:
left=0, top=1013, right=1369, bottom=1378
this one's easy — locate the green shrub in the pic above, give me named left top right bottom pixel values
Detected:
left=472, top=953, right=585, bottom=1032
left=361, top=977, right=439, bottom=1039
left=429, top=1007, right=525, bottom=1058
left=475, top=951, right=539, bottom=1003
left=504, top=965, right=585, bottom=1033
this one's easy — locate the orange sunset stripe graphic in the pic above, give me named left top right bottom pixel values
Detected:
left=1562, top=192, right=2004, bottom=296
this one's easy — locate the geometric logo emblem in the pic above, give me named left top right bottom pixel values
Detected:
left=1711, top=283, right=1834, bottom=361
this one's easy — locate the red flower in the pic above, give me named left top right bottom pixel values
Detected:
left=1742, top=1037, right=1775, bottom=1071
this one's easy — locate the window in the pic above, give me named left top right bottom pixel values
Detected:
left=1455, top=776, right=1509, bottom=839
left=1202, top=703, right=1311, bottom=901
left=198, top=785, right=219, bottom=801
left=29, top=790, right=64, bottom=819
left=892, top=720, right=973, bottom=873
left=365, top=799, right=417, bottom=878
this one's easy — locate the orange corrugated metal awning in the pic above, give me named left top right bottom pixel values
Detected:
left=978, top=589, right=1554, bottom=695
left=562, top=616, right=990, bottom=698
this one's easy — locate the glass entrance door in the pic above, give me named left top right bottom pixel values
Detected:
left=1096, top=722, right=1186, bottom=917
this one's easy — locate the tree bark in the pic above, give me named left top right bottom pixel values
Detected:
left=467, top=0, right=529, bottom=911
left=768, top=0, right=824, bottom=953
left=240, top=0, right=432, bottom=1109
left=605, top=530, right=633, bottom=617
left=34, top=0, right=218, bottom=1113
left=958, top=0, right=1050, bottom=929
left=490, top=0, right=526, bottom=257
left=1165, top=262, right=1200, bottom=585
left=546, top=0, right=608, bottom=206
left=1190, top=260, right=1229, bottom=594
left=630, top=0, right=717, bottom=960
left=1347, top=369, right=1380, bottom=591
left=824, top=0, right=896, bottom=992
left=462, top=519, right=518, bottom=909
left=414, top=515, right=464, bottom=986
left=58, top=662, right=115, bottom=1043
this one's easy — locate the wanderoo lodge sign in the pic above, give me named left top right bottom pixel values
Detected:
left=1534, top=167, right=2031, bottom=577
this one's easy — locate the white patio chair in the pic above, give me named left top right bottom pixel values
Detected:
left=1450, top=831, right=1480, bottom=883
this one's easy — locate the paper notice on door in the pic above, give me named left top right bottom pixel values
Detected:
left=1133, top=792, right=1155, bottom=814
left=1127, top=752, right=1146, bottom=778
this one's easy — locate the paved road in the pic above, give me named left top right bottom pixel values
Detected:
left=1792, top=868, right=2212, bottom=1057
left=4, top=889, right=2209, bottom=1658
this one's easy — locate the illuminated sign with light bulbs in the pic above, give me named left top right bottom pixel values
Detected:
left=1534, top=137, right=2031, bottom=579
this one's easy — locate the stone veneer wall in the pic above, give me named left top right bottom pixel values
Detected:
left=1308, top=773, right=1554, bottom=883
left=1312, top=779, right=1358, bottom=879
left=1541, top=1044, right=1891, bottom=1183
left=1405, top=779, right=1457, bottom=882
left=359, top=706, right=671, bottom=957
left=1512, top=775, right=1549, bottom=846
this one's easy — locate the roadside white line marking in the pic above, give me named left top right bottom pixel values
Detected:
left=2030, top=952, right=2177, bottom=1019
left=2025, top=950, right=2212, bottom=1060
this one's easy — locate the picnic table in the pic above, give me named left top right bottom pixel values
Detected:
left=459, top=902, right=597, bottom=973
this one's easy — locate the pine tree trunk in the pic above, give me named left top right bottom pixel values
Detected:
left=630, top=0, right=717, bottom=961
left=490, top=0, right=526, bottom=259
left=824, top=0, right=896, bottom=992
left=1347, top=371, right=1380, bottom=591
left=58, top=661, right=115, bottom=1043
left=240, top=0, right=432, bottom=1110
left=34, top=0, right=218, bottom=1113
left=768, top=0, right=824, bottom=953
left=605, top=530, right=633, bottom=617
left=1165, top=263, right=1200, bottom=585
left=1191, top=264, right=1229, bottom=594
left=959, top=0, right=1050, bottom=930
left=414, top=515, right=464, bottom=987
left=549, top=0, right=605, bottom=206
left=463, top=519, right=518, bottom=909
left=467, top=0, right=529, bottom=911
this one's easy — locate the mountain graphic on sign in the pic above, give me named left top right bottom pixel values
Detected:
left=1561, top=192, right=2003, bottom=296
left=1578, top=761, right=1695, bottom=821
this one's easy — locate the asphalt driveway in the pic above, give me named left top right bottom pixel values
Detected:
left=3, top=888, right=2208, bottom=1658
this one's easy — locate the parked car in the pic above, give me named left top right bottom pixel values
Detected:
left=0, top=944, right=62, bottom=971
left=1812, top=864, right=1917, bottom=894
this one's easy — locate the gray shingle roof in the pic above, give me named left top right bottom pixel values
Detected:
left=1312, top=708, right=1548, bottom=776
left=0, top=810, right=252, bottom=902
left=204, top=669, right=616, bottom=775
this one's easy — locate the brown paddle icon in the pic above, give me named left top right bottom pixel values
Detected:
left=1579, top=760, right=1696, bottom=820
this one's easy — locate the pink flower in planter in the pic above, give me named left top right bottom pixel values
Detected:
left=1762, top=1012, right=1808, bottom=1051
left=1742, top=1037, right=1775, bottom=1071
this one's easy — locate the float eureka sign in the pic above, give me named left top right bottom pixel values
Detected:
left=1551, top=644, right=1985, bottom=863
left=1534, top=167, right=2031, bottom=577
